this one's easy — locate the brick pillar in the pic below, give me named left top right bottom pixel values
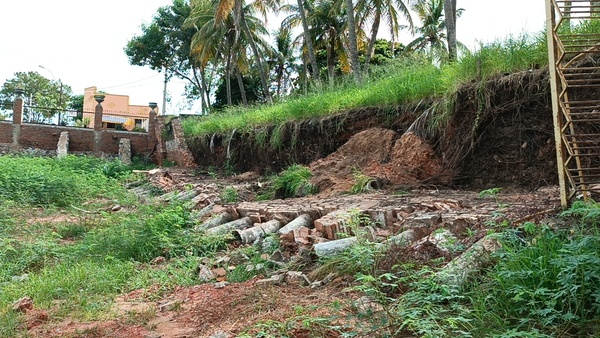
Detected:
left=148, top=102, right=157, bottom=146
left=93, top=95, right=104, bottom=131
left=12, top=89, right=24, bottom=125
left=93, top=95, right=105, bottom=156
left=12, top=89, right=24, bottom=148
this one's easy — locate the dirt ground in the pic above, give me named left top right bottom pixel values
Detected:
left=18, top=167, right=561, bottom=338
left=15, top=77, right=566, bottom=337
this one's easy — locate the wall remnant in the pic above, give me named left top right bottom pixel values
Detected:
left=57, top=131, right=69, bottom=158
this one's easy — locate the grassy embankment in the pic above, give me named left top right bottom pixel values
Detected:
left=182, top=33, right=548, bottom=138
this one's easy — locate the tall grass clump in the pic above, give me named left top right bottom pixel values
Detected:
left=269, top=164, right=317, bottom=199
left=0, top=155, right=128, bottom=207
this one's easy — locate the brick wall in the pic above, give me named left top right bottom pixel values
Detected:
left=19, top=124, right=94, bottom=151
left=0, top=122, right=12, bottom=143
left=100, top=131, right=152, bottom=155
left=0, top=122, right=155, bottom=157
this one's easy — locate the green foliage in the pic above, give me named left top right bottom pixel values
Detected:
left=267, top=164, right=317, bottom=199
left=463, top=226, right=600, bottom=336
left=479, top=187, right=502, bottom=198
left=226, top=246, right=270, bottom=283
left=0, top=155, right=125, bottom=207
left=0, top=71, right=73, bottom=123
left=560, top=200, right=600, bottom=226
left=220, top=186, right=239, bottom=203
left=81, top=203, right=192, bottom=262
left=351, top=168, right=376, bottom=194
left=182, top=55, right=442, bottom=136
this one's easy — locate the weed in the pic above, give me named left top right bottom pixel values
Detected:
left=351, top=168, right=376, bottom=194
left=220, top=186, right=239, bottom=204
left=269, top=164, right=317, bottom=199
left=479, top=187, right=502, bottom=198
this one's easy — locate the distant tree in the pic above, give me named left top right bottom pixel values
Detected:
left=270, top=24, right=298, bottom=97
left=213, top=73, right=262, bottom=109
left=0, top=71, right=72, bottom=123
left=69, top=94, right=84, bottom=122
left=356, top=0, right=413, bottom=73
left=124, top=0, right=210, bottom=112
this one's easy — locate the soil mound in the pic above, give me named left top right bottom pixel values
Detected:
left=310, top=128, right=446, bottom=196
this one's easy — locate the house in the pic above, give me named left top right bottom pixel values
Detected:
left=82, top=86, right=158, bottom=131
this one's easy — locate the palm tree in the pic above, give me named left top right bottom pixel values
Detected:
left=356, top=0, right=414, bottom=72
left=272, top=25, right=297, bottom=97
left=187, top=0, right=273, bottom=106
left=187, top=0, right=235, bottom=105
left=307, top=0, right=347, bottom=85
left=444, top=0, right=457, bottom=60
left=344, top=0, right=362, bottom=83
left=404, top=0, right=449, bottom=62
left=281, top=0, right=321, bottom=84
left=210, top=0, right=279, bottom=104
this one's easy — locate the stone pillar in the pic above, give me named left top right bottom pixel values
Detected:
left=93, top=95, right=105, bottom=156
left=57, top=131, right=69, bottom=158
left=118, top=138, right=132, bottom=165
left=12, top=89, right=24, bottom=148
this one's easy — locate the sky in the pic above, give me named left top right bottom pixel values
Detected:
left=0, top=0, right=547, bottom=115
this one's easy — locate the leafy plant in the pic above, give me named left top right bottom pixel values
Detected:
left=351, top=168, right=376, bottom=194
left=479, top=187, right=502, bottom=198
left=220, top=186, right=239, bottom=203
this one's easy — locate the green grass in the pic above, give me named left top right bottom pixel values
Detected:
left=182, top=31, right=550, bottom=139
left=262, top=164, right=317, bottom=200
left=0, top=156, right=223, bottom=335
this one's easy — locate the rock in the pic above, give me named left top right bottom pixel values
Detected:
left=12, top=296, right=33, bottom=312
left=285, top=271, right=310, bottom=286
left=354, top=296, right=384, bottom=313
left=11, top=274, right=29, bottom=283
left=197, top=265, right=215, bottom=282
left=209, top=331, right=232, bottom=338
left=255, top=274, right=285, bottom=285
left=214, top=281, right=229, bottom=289
left=150, top=256, right=166, bottom=265
left=158, top=299, right=182, bottom=312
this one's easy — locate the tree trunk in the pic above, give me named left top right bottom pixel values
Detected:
left=327, top=27, right=336, bottom=87
left=344, top=0, right=361, bottom=83
left=276, top=62, right=284, bottom=97
left=297, top=0, right=320, bottom=82
left=235, top=70, right=248, bottom=105
left=363, top=8, right=381, bottom=73
left=240, top=13, right=272, bottom=104
left=199, top=67, right=210, bottom=113
left=225, top=50, right=233, bottom=106
left=444, top=0, right=457, bottom=61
